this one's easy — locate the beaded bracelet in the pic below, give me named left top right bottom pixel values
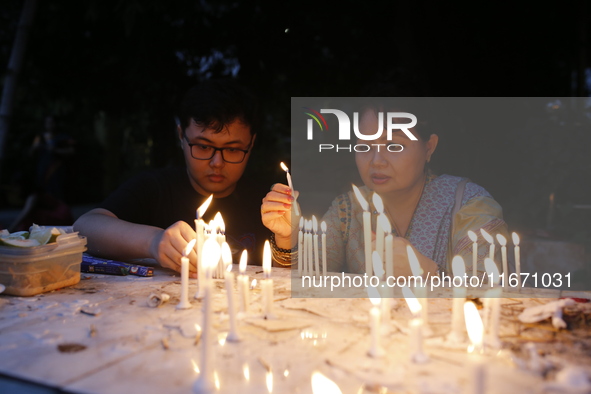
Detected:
left=270, top=233, right=297, bottom=266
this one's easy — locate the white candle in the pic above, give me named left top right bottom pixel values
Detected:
left=484, top=258, right=502, bottom=349
left=280, top=162, right=299, bottom=215
left=321, top=221, right=327, bottom=276
left=448, top=256, right=467, bottom=343
left=307, top=220, right=313, bottom=275
left=402, top=286, right=428, bottom=363
left=496, top=234, right=508, bottom=288
left=312, top=215, right=320, bottom=277
left=464, top=301, right=485, bottom=394
left=372, top=252, right=390, bottom=329
left=195, top=195, right=213, bottom=300
left=237, top=250, right=250, bottom=314
left=297, top=217, right=304, bottom=275
left=262, top=240, right=274, bottom=319
left=512, top=232, right=521, bottom=291
left=480, top=228, right=495, bottom=261
left=177, top=239, right=197, bottom=310
left=367, top=286, right=384, bottom=358
left=193, top=237, right=220, bottom=394
left=352, top=184, right=372, bottom=277
left=214, top=212, right=226, bottom=279
left=468, top=230, right=478, bottom=278
left=372, top=193, right=385, bottom=262
left=224, top=264, right=240, bottom=342
left=407, top=245, right=428, bottom=325
left=382, top=216, right=393, bottom=280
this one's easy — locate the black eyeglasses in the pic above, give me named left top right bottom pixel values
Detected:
left=184, top=135, right=253, bottom=163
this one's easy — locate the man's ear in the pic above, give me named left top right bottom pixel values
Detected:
left=177, top=125, right=184, bottom=144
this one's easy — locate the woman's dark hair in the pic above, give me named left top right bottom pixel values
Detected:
left=178, top=79, right=260, bottom=136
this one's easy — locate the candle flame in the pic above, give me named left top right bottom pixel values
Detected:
left=280, top=162, right=289, bottom=173
left=239, top=250, right=248, bottom=274
left=484, top=258, right=500, bottom=284
left=367, top=286, right=381, bottom=306
left=191, top=359, right=200, bottom=374
left=496, top=233, right=507, bottom=246
left=372, top=193, right=384, bottom=214
left=214, top=370, right=220, bottom=390
left=214, top=212, right=225, bottom=232
left=464, top=301, right=483, bottom=352
left=195, top=324, right=201, bottom=333
left=243, top=363, right=250, bottom=381
left=378, top=214, right=391, bottom=234
left=221, top=242, right=232, bottom=266
left=321, top=221, right=327, bottom=233
left=480, top=228, right=494, bottom=244
left=402, top=286, right=422, bottom=315
left=197, top=195, right=213, bottom=218
left=299, top=216, right=304, bottom=230
left=266, top=371, right=273, bottom=393
left=352, top=184, right=369, bottom=211
left=284, top=369, right=289, bottom=377
left=305, top=219, right=311, bottom=232
left=468, top=230, right=477, bottom=242
left=312, top=215, right=318, bottom=232
left=452, top=255, right=466, bottom=278
left=251, top=278, right=257, bottom=289
left=406, top=245, right=423, bottom=277
left=263, top=240, right=271, bottom=275
left=226, top=263, right=232, bottom=273
left=202, top=237, right=221, bottom=270
left=311, top=371, right=343, bottom=394
left=218, top=332, right=227, bottom=346
left=372, top=251, right=385, bottom=278
left=183, top=238, right=197, bottom=257
left=512, top=232, right=520, bottom=246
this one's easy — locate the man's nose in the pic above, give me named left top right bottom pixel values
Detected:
left=209, top=149, right=225, bottom=167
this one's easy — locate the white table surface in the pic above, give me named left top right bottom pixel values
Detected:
left=0, top=263, right=590, bottom=394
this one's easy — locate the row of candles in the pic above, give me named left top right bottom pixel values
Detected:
left=352, top=183, right=522, bottom=289
left=297, top=216, right=328, bottom=276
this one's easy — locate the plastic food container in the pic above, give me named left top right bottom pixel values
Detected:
left=0, top=233, right=87, bottom=296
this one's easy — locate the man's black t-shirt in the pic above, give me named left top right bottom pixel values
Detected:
left=99, top=167, right=270, bottom=264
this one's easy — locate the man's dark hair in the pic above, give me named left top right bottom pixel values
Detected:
left=178, top=79, right=260, bottom=136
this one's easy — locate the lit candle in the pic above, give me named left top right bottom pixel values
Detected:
left=402, top=286, right=429, bottom=363
left=297, top=217, right=304, bottom=275
left=224, top=262, right=240, bottom=342
left=468, top=230, right=478, bottom=278
left=512, top=232, right=521, bottom=291
left=280, top=162, right=299, bottom=215
left=177, top=239, right=197, bottom=310
left=496, top=234, right=508, bottom=288
left=383, top=218, right=394, bottom=280
left=195, top=195, right=213, bottom=300
left=312, top=215, right=320, bottom=277
left=372, top=193, right=385, bottom=262
left=311, top=371, right=343, bottom=394
left=237, top=250, right=250, bottom=314
left=372, top=251, right=390, bottom=329
left=464, top=301, right=485, bottom=394
left=352, top=184, right=372, bottom=277
left=261, top=240, right=274, bottom=319
left=220, top=240, right=231, bottom=280
left=192, top=237, right=220, bottom=394
left=480, top=229, right=495, bottom=261
left=407, top=245, right=428, bottom=326
left=214, top=212, right=226, bottom=279
left=321, top=221, right=327, bottom=276
left=367, top=286, right=384, bottom=358
left=305, top=219, right=313, bottom=276
left=484, top=258, right=502, bottom=349
left=447, top=256, right=467, bottom=343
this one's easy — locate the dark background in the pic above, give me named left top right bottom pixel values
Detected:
left=1, top=0, right=590, bottom=248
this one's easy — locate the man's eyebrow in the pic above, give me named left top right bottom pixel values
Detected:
left=190, top=136, right=247, bottom=146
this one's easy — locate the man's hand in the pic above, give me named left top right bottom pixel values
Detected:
left=260, top=183, right=300, bottom=249
left=149, top=221, right=198, bottom=275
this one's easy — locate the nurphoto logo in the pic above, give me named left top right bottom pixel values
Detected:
left=303, top=108, right=418, bottom=153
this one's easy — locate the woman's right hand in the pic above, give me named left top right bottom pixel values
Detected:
left=261, top=183, right=300, bottom=248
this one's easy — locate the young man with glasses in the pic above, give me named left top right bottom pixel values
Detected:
left=74, top=80, right=269, bottom=274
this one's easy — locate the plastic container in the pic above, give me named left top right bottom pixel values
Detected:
left=0, top=233, right=87, bottom=296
